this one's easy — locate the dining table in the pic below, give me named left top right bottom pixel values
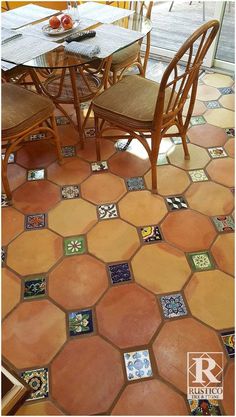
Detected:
left=1, top=2, right=152, bottom=148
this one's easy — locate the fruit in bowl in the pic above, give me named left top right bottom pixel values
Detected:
left=61, top=14, right=73, bottom=30
left=49, top=16, right=61, bottom=29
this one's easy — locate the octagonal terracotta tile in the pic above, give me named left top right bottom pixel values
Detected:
left=47, top=158, right=90, bottom=185
left=119, top=190, right=167, bottom=226
left=49, top=255, right=108, bottom=309
left=185, top=182, right=234, bottom=216
left=224, top=139, right=234, bottom=158
left=7, top=229, right=62, bottom=275
left=96, top=283, right=161, bottom=348
left=168, top=144, right=210, bottom=170
left=16, top=141, right=57, bottom=168
left=87, top=219, right=140, bottom=262
left=2, top=300, right=66, bottom=368
left=111, top=379, right=188, bottom=415
left=81, top=173, right=126, bottom=204
left=77, top=138, right=115, bottom=162
left=48, top=199, right=97, bottom=236
left=2, top=269, right=21, bottom=319
left=206, top=158, right=234, bottom=188
left=222, top=362, right=235, bottom=416
left=183, top=99, right=206, bottom=117
left=196, top=85, right=221, bottom=101
left=3, top=164, right=26, bottom=192
left=51, top=336, right=124, bottom=415
left=109, top=151, right=150, bottom=178
left=13, top=180, right=60, bottom=214
left=203, top=73, right=234, bottom=88
left=219, top=94, right=234, bottom=111
left=2, top=207, right=24, bottom=246
left=153, top=318, right=226, bottom=394
left=211, top=234, right=234, bottom=276
left=185, top=270, right=234, bottom=329
left=205, top=108, right=234, bottom=128
left=188, top=124, right=227, bottom=148
left=161, top=210, right=217, bottom=252
left=144, top=165, right=190, bottom=196
left=132, top=243, right=191, bottom=294
left=16, top=400, right=64, bottom=416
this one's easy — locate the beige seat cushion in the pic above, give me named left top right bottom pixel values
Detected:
left=111, top=42, right=140, bottom=67
left=2, top=83, right=54, bottom=138
left=93, top=75, right=176, bottom=129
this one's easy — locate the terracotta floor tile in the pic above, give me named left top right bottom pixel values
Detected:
left=81, top=173, right=126, bottom=204
left=203, top=73, right=234, bottom=88
left=13, top=180, right=60, bottom=214
left=222, top=363, right=235, bottom=416
left=205, top=108, right=234, bottom=128
left=109, top=151, right=150, bottom=178
left=58, top=124, right=79, bottom=146
left=206, top=158, right=234, bottom=187
left=183, top=99, right=206, bottom=116
left=185, top=270, right=234, bottom=329
left=211, top=234, right=234, bottom=276
left=16, top=400, right=64, bottom=415
left=196, top=85, right=221, bottom=101
left=7, top=229, right=62, bottom=275
left=16, top=141, right=57, bottom=169
left=145, top=165, right=190, bottom=196
left=77, top=138, right=115, bottom=162
left=188, top=124, right=227, bottom=148
left=119, top=190, right=167, bottom=226
left=132, top=243, right=191, bottom=294
left=111, top=379, right=188, bottom=416
left=2, top=207, right=24, bottom=246
left=96, top=283, right=161, bottom=348
left=161, top=210, right=217, bottom=252
left=87, top=219, right=140, bottom=262
left=185, top=182, right=234, bottom=216
left=51, top=336, right=124, bottom=415
left=49, top=255, right=108, bottom=309
left=168, top=143, right=210, bottom=170
left=219, top=94, right=235, bottom=111
left=2, top=269, right=21, bottom=319
left=153, top=318, right=226, bottom=394
left=3, top=164, right=26, bottom=192
left=47, top=158, right=90, bottom=185
left=2, top=300, right=66, bottom=368
left=48, top=199, right=97, bottom=236
left=224, top=138, right=234, bottom=158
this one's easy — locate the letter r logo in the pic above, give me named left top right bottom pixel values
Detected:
left=192, top=357, right=221, bottom=383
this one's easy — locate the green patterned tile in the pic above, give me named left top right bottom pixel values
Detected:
left=187, top=251, right=215, bottom=271
left=64, top=236, right=86, bottom=256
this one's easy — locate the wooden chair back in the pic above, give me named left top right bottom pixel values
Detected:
left=153, top=20, right=219, bottom=130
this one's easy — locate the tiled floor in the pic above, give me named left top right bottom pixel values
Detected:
left=2, top=69, right=234, bottom=416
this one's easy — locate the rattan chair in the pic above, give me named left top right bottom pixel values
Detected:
left=92, top=20, right=219, bottom=193
left=2, top=83, right=63, bottom=201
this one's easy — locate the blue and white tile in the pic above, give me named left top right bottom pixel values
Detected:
left=160, top=293, right=188, bottom=319
left=124, top=350, right=153, bottom=381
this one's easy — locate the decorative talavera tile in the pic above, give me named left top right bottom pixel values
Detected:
left=157, top=154, right=169, bottom=165
left=21, top=368, right=49, bottom=401
left=189, top=170, right=208, bottom=182
left=27, top=169, right=45, bottom=181
left=225, top=128, right=235, bottom=138
left=124, top=350, right=153, bottom=381
left=191, top=116, right=206, bottom=126
left=115, top=139, right=131, bottom=151
left=64, top=236, right=86, bottom=256
left=25, top=214, right=46, bottom=230
left=91, top=161, right=108, bottom=172
left=80, top=102, right=90, bottom=110
left=188, top=251, right=215, bottom=271
left=61, top=185, right=80, bottom=199
left=171, top=136, right=190, bottom=145
left=29, top=132, right=46, bottom=141
left=218, top=87, right=234, bottom=95
left=160, top=293, right=188, bottom=319
left=208, top=147, right=228, bottom=158
left=68, top=309, right=93, bottom=336
left=126, top=177, right=145, bottom=191
left=56, top=115, right=70, bottom=125
left=140, top=225, right=162, bottom=243
left=2, top=247, right=6, bottom=266
left=166, top=196, right=188, bottom=211
left=1, top=153, right=15, bottom=163
left=1, top=194, right=10, bottom=208
left=212, top=215, right=234, bottom=232
left=84, top=127, right=95, bottom=138
left=108, top=263, right=132, bottom=284
left=98, top=204, right=118, bottom=220
left=221, top=330, right=235, bottom=358
left=61, top=146, right=76, bottom=158
left=188, top=399, right=221, bottom=416
left=205, top=100, right=221, bottom=109
left=24, top=276, right=46, bottom=299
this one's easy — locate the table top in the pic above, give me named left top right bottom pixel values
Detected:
left=3, top=12, right=152, bottom=70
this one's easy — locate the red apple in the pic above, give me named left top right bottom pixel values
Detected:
left=61, top=14, right=72, bottom=22
left=61, top=16, right=73, bottom=30
left=49, top=16, right=61, bottom=29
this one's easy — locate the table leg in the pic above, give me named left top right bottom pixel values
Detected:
left=69, top=66, right=84, bottom=149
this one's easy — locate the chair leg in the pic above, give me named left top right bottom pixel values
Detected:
left=50, top=115, right=64, bottom=165
left=181, top=131, right=190, bottom=160
left=151, top=161, right=157, bottom=194
left=151, top=133, right=161, bottom=194
left=113, top=70, right=118, bottom=84
left=2, top=148, right=12, bottom=201
left=94, top=115, right=101, bottom=161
